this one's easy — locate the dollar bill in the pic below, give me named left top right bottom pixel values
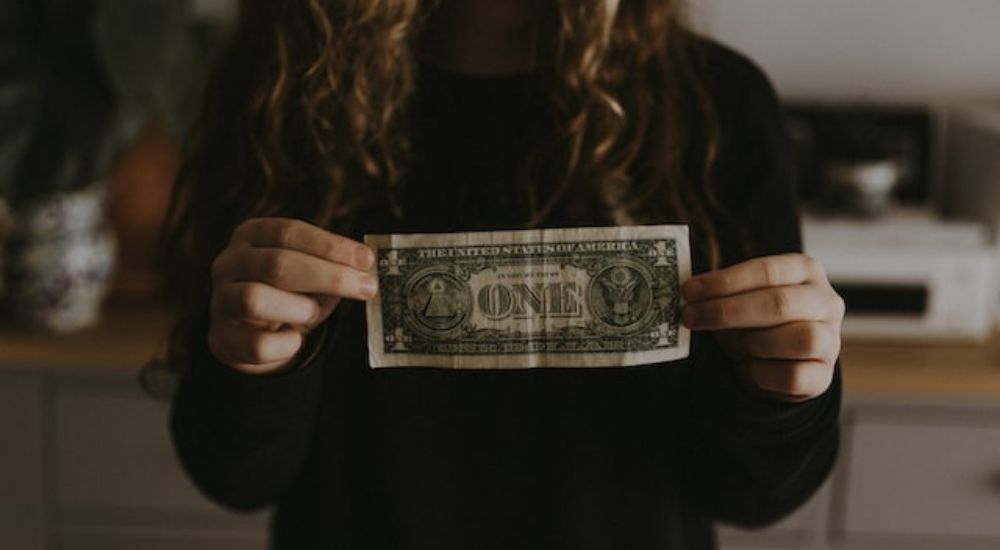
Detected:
left=364, top=225, right=691, bottom=369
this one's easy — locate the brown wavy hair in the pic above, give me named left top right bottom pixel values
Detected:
left=152, top=0, right=725, bottom=386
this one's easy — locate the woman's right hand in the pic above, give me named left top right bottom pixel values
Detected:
left=207, top=217, right=378, bottom=374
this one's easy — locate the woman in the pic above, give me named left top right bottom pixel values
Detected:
left=165, top=0, right=844, bottom=548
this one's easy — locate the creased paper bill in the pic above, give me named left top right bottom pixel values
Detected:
left=364, top=225, right=691, bottom=369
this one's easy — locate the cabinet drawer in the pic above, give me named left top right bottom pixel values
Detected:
left=51, top=378, right=267, bottom=531
left=841, top=415, right=1000, bottom=539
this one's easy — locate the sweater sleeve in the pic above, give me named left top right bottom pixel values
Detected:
left=169, top=308, right=333, bottom=511
left=680, top=43, right=842, bottom=528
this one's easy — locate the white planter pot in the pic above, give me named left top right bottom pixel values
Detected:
left=5, top=186, right=117, bottom=332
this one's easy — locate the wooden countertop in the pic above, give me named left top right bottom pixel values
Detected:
left=0, top=304, right=175, bottom=372
left=839, top=337, right=1000, bottom=399
left=3, top=306, right=1000, bottom=398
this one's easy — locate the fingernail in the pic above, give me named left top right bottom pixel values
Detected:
left=361, top=275, right=379, bottom=299
left=355, top=246, right=375, bottom=269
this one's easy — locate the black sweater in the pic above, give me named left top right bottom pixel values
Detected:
left=171, top=41, right=841, bottom=550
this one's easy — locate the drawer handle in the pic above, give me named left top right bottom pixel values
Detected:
left=991, top=470, right=1000, bottom=493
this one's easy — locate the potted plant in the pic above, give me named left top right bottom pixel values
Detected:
left=0, top=0, right=228, bottom=331
left=96, top=0, right=231, bottom=300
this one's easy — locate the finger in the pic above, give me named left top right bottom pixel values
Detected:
left=683, top=254, right=823, bottom=302
left=744, top=358, right=834, bottom=402
left=212, top=282, right=321, bottom=325
left=683, top=285, right=836, bottom=330
left=738, top=321, right=841, bottom=362
left=215, top=247, right=378, bottom=300
left=232, top=218, right=374, bottom=270
left=208, top=321, right=303, bottom=373
left=309, top=293, right=342, bottom=326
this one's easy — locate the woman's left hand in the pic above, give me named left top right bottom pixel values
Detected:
left=681, top=254, right=845, bottom=403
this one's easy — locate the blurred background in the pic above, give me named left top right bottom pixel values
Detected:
left=1, top=1, right=999, bottom=549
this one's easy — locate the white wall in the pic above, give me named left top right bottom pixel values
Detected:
left=694, top=0, right=1000, bottom=104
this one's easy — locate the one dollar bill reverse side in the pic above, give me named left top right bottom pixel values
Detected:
left=364, top=225, right=691, bottom=369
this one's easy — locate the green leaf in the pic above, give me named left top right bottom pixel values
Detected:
left=0, top=0, right=230, bottom=205
left=3, top=0, right=126, bottom=205
left=94, top=0, right=230, bottom=141
left=93, top=0, right=191, bottom=112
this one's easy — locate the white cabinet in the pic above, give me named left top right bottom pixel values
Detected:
left=0, top=370, right=268, bottom=550
left=4, top=348, right=1000, bottom=549
left=52, top=376, right=265, bottom=530
left=841, top=415, right=1000, bottom=539
left=0, top=372, right=46, bottom=550
left=720, top=401, right=1000, bottom=550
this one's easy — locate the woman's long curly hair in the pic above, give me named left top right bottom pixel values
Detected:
left=153, top=0, right=728, bottom=385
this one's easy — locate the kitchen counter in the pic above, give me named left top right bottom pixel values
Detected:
left=840, top=337, right=1000, bottom=398
left=0, top=304, right=175, bottom=372
left=3, top=305, right=1000, bottom=398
